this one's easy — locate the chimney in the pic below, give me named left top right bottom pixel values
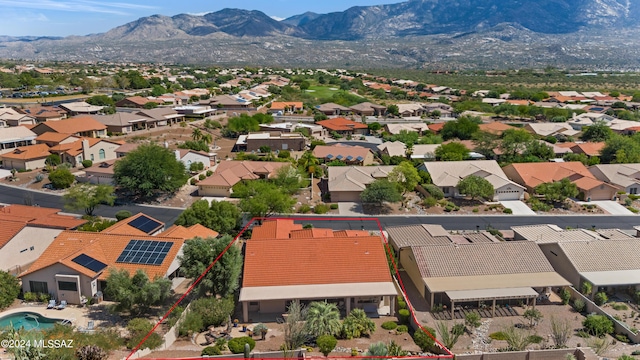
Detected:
left=82, top=139, right=90, bottom=156
left=174, top=149, right=181, bottom=161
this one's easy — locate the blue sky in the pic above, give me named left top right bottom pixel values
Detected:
left=0, top=0, right=399, bottom=37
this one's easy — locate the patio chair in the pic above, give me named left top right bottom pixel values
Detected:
left=47, top=300, right=56, bottom=309
left=56, top=300, right=67, bottom=310
left=78, top=321, right=95, bottom=333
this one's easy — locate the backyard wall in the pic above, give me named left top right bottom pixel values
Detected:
left=456, top=348, right=594, bottom=360
left=567, top=286, right=640, bottom=343
left=124, top=303, right=191, bottom=359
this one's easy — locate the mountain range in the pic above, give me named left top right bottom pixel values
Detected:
left=1, top=0, right=640, bottom=68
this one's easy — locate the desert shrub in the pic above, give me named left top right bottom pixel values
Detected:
left=126, top=318, right=163, bottom=350
left=206, top=170, right=213, bottom=176
left=298, top=204, right=311, bottom=213
left=330, top=203, right=338, bottom=210
left=201, top=346, right=222, bottom=356
left=115, top=210, right=132, bottom=221
left=38, top=293, right=51, bottom=302
left=316, top=335, right=337, bottom=356
left=396, top=325, right=408, bottom=333
left=228, top=337, right=256, bottom=354
left=190, top=178, right=198, bottom=185
left=49, top=168, right=75, bottom=189
left=465, top=312, right=482, bottom=329
left=198, top=173, right=206, bottom=180
left=423, top=197, right=437, bottom=207
left=178, top=310, right=204, bottom=337
left=583, top=314, right=614, bottom=337
left=398, top=309, right=410, bottom=325
left=413, top=327, right=436, bottom=352
left=616, top=334, right=631, bottom=343
left=23, top=292, right=38, bottom=302
left=489, top=332, right=507, bottom=340
left=82, top=160, right=93, bottom=168
left=423, top=184, right=444, bottom=199
left=528, top=335, right=544, bottom=343
left=612, top=303, right=629, bottom=311
left=594, top=292, right=608, bottom=306
left=503, top=208, right=513, bottom=214
left=560, top=288, right=571, bottom=305
left=314, top=203, right=330, bottom=214
left=381, top=321, right=398, bottom=330
left=397, top=296, right=407, bottom=310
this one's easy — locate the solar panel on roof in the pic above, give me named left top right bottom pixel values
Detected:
left=72, top=254, right=107, bottom=273
left=128, top=215, right=162, bottom=234
left=115, top=240, right=173, bottom=266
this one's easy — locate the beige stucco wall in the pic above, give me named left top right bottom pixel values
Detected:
left=198, top=185, right=231, bottom=197
left=85, top=141, right=120, bottom=163
left=538, top=243, right=581, bottom=288
left=2, top=157, right=47, bottom=170
left=0, top=227, right=62, bottom=274
left=399, top=248, right=426, bottom=298
left=83, top=172, right=114, bottom=185
left=585, top=186, right=616, bottom=201
left=21, top=263, right=96, bottom=304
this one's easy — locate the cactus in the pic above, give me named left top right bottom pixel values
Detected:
left=244, top=343, right=251, bottom=358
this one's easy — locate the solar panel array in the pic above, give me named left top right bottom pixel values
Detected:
left=72, top=254, right=108, bottom=273
left=128, top=215, right=162, bottom=234
left=116, top=240, right=173, bottom=266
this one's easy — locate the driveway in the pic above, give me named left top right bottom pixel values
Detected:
left=338, top=202, right=364, bottom=215
left=581, top=200, right=636, bottom=215
left=499, top=200, right=537, bottom=215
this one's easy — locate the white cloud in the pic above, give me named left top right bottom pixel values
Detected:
left=0, top=0, right=156, bottom=15
left=186, top=12, right=211, bottom=16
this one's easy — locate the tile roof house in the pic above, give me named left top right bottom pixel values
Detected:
left=384, top=123, right=429, bottom=135
left=316, top=118, right=368, bottom=136
left=0, top=144, right=51, bottom=170
left=81, top=159, right=117, bottom=185
left=48, top=138, right=122, bottom=167
left=315, top=103, right=352, bottom=116
left=91, top=112, right=151, bottom=134
left=569, top=142, right=605, bottom=157
left=35, top=132, right=79, bottom=147
left=114, top=143, right=140, bottom=158
left=589, top=164, right=640, bottom=194
left=377, top=141, right=407, bottom=158
left=197, top=160, right=290, bottom=197
left=313, top=144, right=375, bottom=165
left=327, top=166, right=396, bottom=202
left=502, top=161, right=620, bottom=201
left=397, top=238, right=569, bottom=314
left=349, top=102, right=387, bottom=117
left=0, top=107, right=36, bottom=127
left=31, top=116, right=107, bottom=138
left=386, top=224, right=499, bottom=252
left=174, top=149, right=211, bottom=170
left=17, top=106, right=67, bottom=122
left=524, top=123, right=579, bottom=137
left=0, top=205, right=86, bottom=275
left=236, top=132, right=306, bottom=152
left=419, top=160, right=525, bottom=201
left=18, top=212, right=214, bottom=305
left=239, top=219, right=397, bottom=322
left=135, top=108, right=184, bottom=127
left=0, top=126, right=37, bottom=150
left=58, top=102, right=104, bottom=116
left=268, top=102, right=304, bottom=114
left=396, top=103, right=426, bottom=117
left=478, top=122, right=515, bottom=136
left=115, top=96, right=164, bottom=109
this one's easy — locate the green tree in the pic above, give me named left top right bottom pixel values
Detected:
left=45, top=153, right=61, bottom=167
left=441, top=116, right=480, bottom=140
left=360, top=179, right=403, bottom=205
left=0, top=270, right=20, bottom=310
left=581, top=121, right=613, bottom=142
left=341, top=309, right=376, bottom=339
left=435, top=142, right=469, bottom=161
left=86, top=95, right=115, bottom=107
left=387, top=104, right=399, bottom=117
left=522, top=141, right=554, bottom=161
left=523, top=308, right=543, bottom=328
left=457, top=175, right=495, bottom=201
left=601, top=134, right=640, bottom=164
left=63, top=184, right=115, bottom=216
left=126, top=318, right=163, bottom=350
left=534, top=178, right=579, bottom=204
left=472, top=131, right=499, bottom=159
left=582, top=314, right=614, bottom=337
left=298, top=151, right=321, bottom=176
left=113, top=143, right=188, bottom=198
left=143, top=102, right=158, bottom=109
left=436, top=322, right=465, bottom=350
left=104, top=269, right=171, bottom=315
left=236, top=181, right=296, bottom=219
left=178, top=235, right=242, bottom=297
left=305, top=301, right=341, bottom=337
left=272, top=165, right=304, bottom=195
left=174, top=199, right=241, bottom=234
left=388, top=162, right=420, bottom=195
left=368, top=122, right=382, bottom=132
left=465, top=312, right=482, bottom=330
left=316, top=335, right=337, bottom=356
left=191, top=128, right=203, bottom=142
left=500, top=129, right=534, bottom=159
left=190, top=297, right=235, bottom=329
left=48, top=168, right=75, bottom=189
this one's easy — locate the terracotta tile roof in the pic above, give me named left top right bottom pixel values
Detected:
left=19, top=106, right=66, bottom=119
left=198, top=161, right=289, bottom=187
left=1, top=144, right=51, bottom=160
left=270, top=102, right=303, bottom=110
left=504, top=161, right=599, bottom=189
left=555, top=142, right=577, bottom=149
left=35, top=132, right=77, bottom=144
left=120, top=96, right=164, bottom=106
left=101, top=213, right=164, bottom=236
left=84, top=159, right=117, bottom=175
left=428, top=123, right=445, bottom=133
left=316, top=118, right=368, bottom=131
left=115, top=143, right=140, bottom=154
left=243, top=234, right=391, bottom=287
left=573, top=176, right=608, bottom=191
left=0, top=220, right=27, bottom=249
left=20, top=231, right=185, bottom=281
left=478, top=122, right=514, bottom=135
left=0, top=204, right=86, bottom=229
left=35, top=116, right=107, bottom=134
left=312, top=144, right=371, bottom=161
left=570, top=142, right=605, bottom=156
left=163, top=224, right=219, bottom=239
left=251, top=219, right=303, bottom=239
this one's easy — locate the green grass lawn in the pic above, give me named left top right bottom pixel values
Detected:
left=306, top=85, right=341, bottom=99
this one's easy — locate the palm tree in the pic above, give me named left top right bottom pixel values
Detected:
left=192, top=128, right=203, bottom=142
left=298, top=151, right=319, bottom=175
left=201, top=133, right=213, bottom=147
left=305, top=301, right=341, bottom=337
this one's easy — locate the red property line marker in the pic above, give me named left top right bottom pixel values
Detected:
left=128, top=217, right=454, bottom=360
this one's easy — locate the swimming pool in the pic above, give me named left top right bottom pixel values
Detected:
left=0, top=312, right=70, bottom=331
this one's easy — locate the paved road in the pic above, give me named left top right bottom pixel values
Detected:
left=1, top=184, right=639, bottom=231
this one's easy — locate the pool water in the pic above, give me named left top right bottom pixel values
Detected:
left=0, top=312, right=69, bottom=331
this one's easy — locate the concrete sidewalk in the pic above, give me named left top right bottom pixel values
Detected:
left=499, top=200, right=537, bottom=215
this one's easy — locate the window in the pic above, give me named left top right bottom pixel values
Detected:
left=442, top=187, right=450, bottom=194
left=631, top=188, right=638, bottom=195
left=30, top=246, right=34, bottom=251
left=30, top=281, right=48, bottom=294
left=99, top=149, right=105, bottom=160
left=58, top=281, right=78, bottom=292
left=90, top=154, right=94, bottom=161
